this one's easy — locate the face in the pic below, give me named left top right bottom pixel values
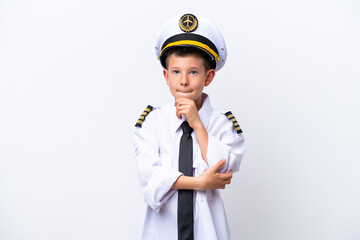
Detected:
left=163, top=54, right=215, bottom=109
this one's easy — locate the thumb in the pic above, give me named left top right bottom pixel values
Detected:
left=211, top=159, right=226, bottom=172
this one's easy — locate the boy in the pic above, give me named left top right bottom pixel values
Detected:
left=133, top=13, right=245, bottom=240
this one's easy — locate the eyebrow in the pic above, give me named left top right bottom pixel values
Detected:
left=169, top=66, right=202, bottom=70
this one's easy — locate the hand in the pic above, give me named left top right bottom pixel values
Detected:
left=175, top=97, right=203, bottom=131
left=197, top=159, right=232, bottom=190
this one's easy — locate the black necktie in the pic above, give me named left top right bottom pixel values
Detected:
left=178, top=121, right=194, bottom=240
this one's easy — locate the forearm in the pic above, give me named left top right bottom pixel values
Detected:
left=171, top=175, right=201, bottom=191
left=194, top=124, right=209, bottom=164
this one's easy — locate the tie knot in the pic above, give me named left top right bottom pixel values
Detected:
left=181, top=121, right=193, bottom=134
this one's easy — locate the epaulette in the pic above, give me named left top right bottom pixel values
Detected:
left=135, top=105, right=153, bottom=128
left=225, top=111, right=243, bottom=134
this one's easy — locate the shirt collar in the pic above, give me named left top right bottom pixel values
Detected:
left=171, top=93, right=213, bottom=133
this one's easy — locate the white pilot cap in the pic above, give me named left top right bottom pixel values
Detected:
left=155, top=13, right=227, bottom=72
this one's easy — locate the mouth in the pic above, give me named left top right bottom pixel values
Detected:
left=177, top=90, right=192, bottom=94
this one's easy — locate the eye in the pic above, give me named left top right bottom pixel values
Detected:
left=173, top=70, right=180, bottom=74
left=190, top=70, right=197, bottom=75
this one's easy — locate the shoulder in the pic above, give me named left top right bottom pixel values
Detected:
left=210, top=108, right=243, bottom=135
left=134, top=105, right=155, bottom=128
left=134, top=104, right=171, bottom=128
left=224, top=111, right=243, bottom=134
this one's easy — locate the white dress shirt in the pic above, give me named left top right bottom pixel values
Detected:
left=133, top=94, right=245, bottom=240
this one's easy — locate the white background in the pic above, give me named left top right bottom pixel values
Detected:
left=1, top=0, right=359, bottom=239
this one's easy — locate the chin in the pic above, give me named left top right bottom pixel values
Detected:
left=176, top=91, right=194, bottom=98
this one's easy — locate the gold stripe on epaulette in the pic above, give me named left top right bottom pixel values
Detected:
left=225, top=111, right=243, bottom=134
left=135, top=105, right=153, bottom=128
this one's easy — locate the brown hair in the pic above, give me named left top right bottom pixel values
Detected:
left=164, top=47, right=213, bottom=71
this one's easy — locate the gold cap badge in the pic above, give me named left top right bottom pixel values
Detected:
left=179, top=14, right=198, bottom=32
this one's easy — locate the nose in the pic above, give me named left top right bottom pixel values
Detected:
left=180, top=74, right=189, bottom=87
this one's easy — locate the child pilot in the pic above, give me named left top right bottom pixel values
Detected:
left=133, top=13, right=245, bottom=240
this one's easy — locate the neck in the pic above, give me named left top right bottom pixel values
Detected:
left=194, top=93, right=206, bottom=110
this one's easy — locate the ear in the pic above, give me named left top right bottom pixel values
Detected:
left=163, top=68, right=170, bottom=86
left=204, top=69, right=216, bottom=87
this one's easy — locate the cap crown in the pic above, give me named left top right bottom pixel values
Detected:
left=155, top=14, right=227, bottom=71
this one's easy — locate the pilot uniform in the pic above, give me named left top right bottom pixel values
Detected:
left=133, top=14, right=245, bottom=240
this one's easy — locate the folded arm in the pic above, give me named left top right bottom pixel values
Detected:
left=171, top=159, right=232, bottom=190
left=134, top=115, right=182, bottom=212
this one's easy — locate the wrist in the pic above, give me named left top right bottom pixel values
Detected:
left=194, top=176, right=203, bottom=191
left=192, top=122, right=206, bottom=134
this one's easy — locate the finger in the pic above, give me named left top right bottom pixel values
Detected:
left=176, top=98, right=194, bottom=106
left=211, top=159, right=226, bottom=172
left=174, top=98, right=180, bottom=106
left=175, top=109, right=182, bottom=119
left=176, top=105, right=190, bottom=112
left=221, top=174, right=232, bottom=182
left=176, top=113, right=182, bottom=119
left=175, top=97, right=187, bottom=105
left=220, top=172, right=232, bottom=180
left=174, top=99, right=183, bottom=107
left=176, top=109, right=188, bottom=118
left=176, top=102, right=192, bottom=110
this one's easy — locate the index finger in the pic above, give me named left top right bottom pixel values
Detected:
left=174, top=96, right=184, bottom=106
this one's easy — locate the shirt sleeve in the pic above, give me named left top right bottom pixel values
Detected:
left=193, top=113, right=245, bottom=175
left=133, top=111, right=182, bottom=212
